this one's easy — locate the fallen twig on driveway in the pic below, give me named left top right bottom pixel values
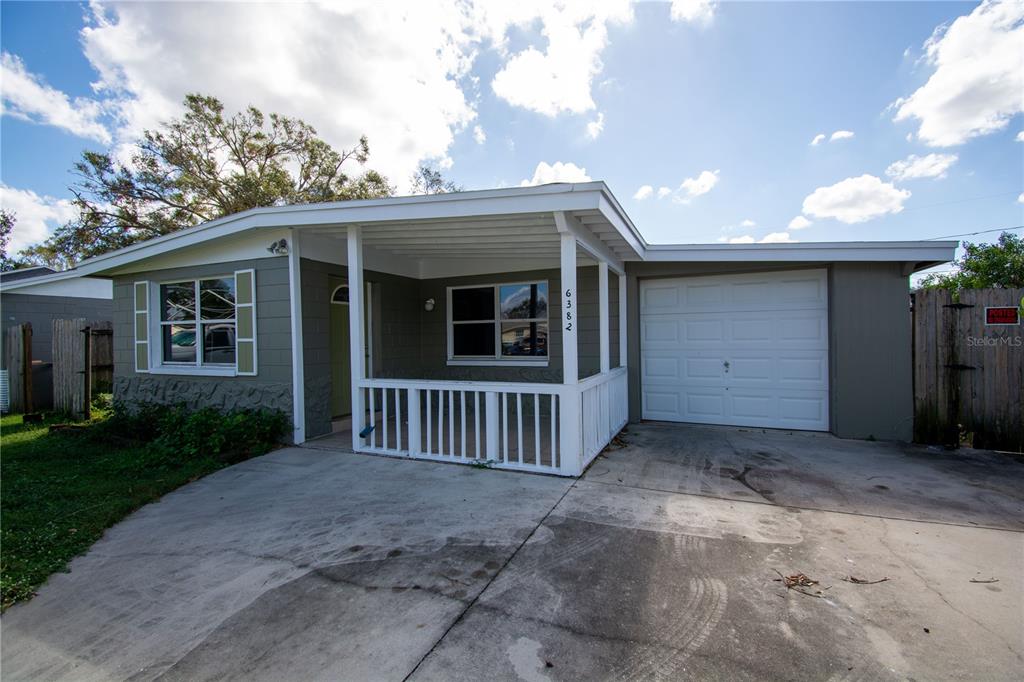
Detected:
left=842, top=576, right=891, bottom=585
left=969, top=578, right=999, bottom=584
left=773, top=569, right=830, bottom=598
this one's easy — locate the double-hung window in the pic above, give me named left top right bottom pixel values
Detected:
left=160, top=278, right=236, bottom=367
left=448, top=281, right=548, bottom=364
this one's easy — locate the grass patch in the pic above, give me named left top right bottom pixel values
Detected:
left=1, top=403, right=288, bottom=611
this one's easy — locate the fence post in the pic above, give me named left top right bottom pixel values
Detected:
left=21, top=322, right=33, bottom=415
left=82, top=326, right=92, bottom=420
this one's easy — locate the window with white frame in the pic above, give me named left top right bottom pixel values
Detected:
left=160, top=278, right=236, bottom=366
left=448, top=282, right=548, bottom=362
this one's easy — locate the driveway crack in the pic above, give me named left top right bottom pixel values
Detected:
left=877, top=517, right=1023, bottom=664
left=401, top=480, right=577, bottom=681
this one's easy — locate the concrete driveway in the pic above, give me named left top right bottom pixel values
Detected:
left=3, top=423, right=1022, bottom=681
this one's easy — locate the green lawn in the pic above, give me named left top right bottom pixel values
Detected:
left=0, top=412, right=224, bottom=611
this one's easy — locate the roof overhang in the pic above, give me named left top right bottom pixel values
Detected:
left=643, top=241, right=958, bottom=272
left=0, top=182, right=959, bottom=285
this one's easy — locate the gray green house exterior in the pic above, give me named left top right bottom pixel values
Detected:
left=27, top=183, right=955, bottom=476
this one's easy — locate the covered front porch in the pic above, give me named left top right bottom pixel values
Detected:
left=291, top=190, right=639, bottom=477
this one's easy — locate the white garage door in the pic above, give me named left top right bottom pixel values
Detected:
left=640, top=269, right=829, bottom=431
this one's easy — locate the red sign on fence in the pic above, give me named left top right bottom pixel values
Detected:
left=985, top=307, right=1020, bottom=325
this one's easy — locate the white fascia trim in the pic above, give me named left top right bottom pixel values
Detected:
left=642, top=241, right=958, bottom=264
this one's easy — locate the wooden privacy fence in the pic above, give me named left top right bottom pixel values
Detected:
left=5, top=323, right=34, bottom=414
left=913, top=288, right=1023, bottom=452
left=52, top=319, right=113, bottom=419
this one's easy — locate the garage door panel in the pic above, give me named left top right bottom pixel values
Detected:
left=642, top=285, right=679, bottom=310
left=640, top=269, right=828, bottom=431
left=685, top=392, right=725, bottom=418
left=684, top=319, right=725, bottom=343
left=643, top=319, right=678, bottom=344
left=643, top=391, right=680, bottom=421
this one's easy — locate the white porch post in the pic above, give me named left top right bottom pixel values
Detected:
left=347, top=225, right=366, bottom=451
left=598, top=261, right=610, bottom=374
left=619, top=271, right=627, bottom=368
left=287, top=229, right=305, bottom=444
left=559, top=231, right=581, bottom=473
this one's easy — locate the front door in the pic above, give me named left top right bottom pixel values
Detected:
left=329, top=279, right=373, bottom=418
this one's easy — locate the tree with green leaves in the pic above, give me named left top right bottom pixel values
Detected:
left=918, top=232, right=1024, bottom=291
left=1, top=210, right=21, bottom=272
left=410, top=165, right=463, bottom=195
left=22, top=94, right=397, bottom=267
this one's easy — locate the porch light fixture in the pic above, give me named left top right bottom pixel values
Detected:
left=267, top=238, right=289, bottom=255
left=424, top=298, right=435, bottom=312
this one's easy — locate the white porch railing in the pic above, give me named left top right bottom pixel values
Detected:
left=579, top=367, right=629, bottom=470
left=354, top=369, right=627, bottom=477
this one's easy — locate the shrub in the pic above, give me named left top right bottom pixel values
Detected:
left=94, top=402, right=290, bottom=463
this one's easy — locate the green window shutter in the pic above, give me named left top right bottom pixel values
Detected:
left=235, top=269, right=257, bottom=376
left=134, top=281, right=150, bottom=373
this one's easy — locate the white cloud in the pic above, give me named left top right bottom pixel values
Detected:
left=520, top=161, right=591, bottom=186
left=893, top=0, right=1024, bottom=146
left=633, top=185, right=654, bottom=200
left=740, top=218, right=756, bottom=227
left=657, top=186, right=672, bottom=199
left=727, top=231, right=797, bottom=244
left=670, top=0, right=716, bottom=26
left=0, top=184, right=78, bottom=252
left=489, top=2, right=634, bottom=117
left=674, top=169, right=720, bottom=202
left=885, top=153, right=959, bottom=181
left=759, top=231, right=797, bottom=243
left=472, top=125, right=486, bottom=144
left=788, top=215, right=812, bottom=230
left=586, top=112, right=605, bottom=139
left=1016, top=131, right=1024, bottom=142
left=71, top=2, right=637, bottom=190
left=802, top=174, right=911, bottom=224
left=0, top=52, right=111, bottom=143
left=1018, top=192, right=1024, bottom=204
left=810, top=133, right=825, bottom=146
left=438, top=155, right=454, bottom=170
left=829, top=130, right=855, bottom=142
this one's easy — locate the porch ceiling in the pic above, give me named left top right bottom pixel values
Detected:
left=305, top=210, right=634, bottom=265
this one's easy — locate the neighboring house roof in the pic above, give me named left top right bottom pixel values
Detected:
left=0, top=265, right=56, bottom=282
left=0, top=266, right=113, bottom=299
left=0, top=182, right=957, bottom=286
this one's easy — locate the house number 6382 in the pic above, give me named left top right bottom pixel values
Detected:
left=564, top=288, right=573, bottom=331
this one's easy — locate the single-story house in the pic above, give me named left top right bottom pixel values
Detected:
left=18, top=183, right=955, bottom=475
left=1, top=266, right=113, bottom=410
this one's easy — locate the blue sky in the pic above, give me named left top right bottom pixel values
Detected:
left=1, top=1, right=1021, bottom=269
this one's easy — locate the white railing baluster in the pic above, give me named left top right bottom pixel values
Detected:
left=426, top=390, right=432, bottom=455
left=370, top=387, right=377, bottom=449
left=395, top=388, right=402, bottom=452
left=382, top=387, right=389, bottom=451
left=460, top=390, right=466, bottom=460
left=502, top=392, right=509, bottom=463
left=448, top=390, right=455, bottom=457
left=516, top=393, right=523, bottom=464
left=438, top=390, right=445, bottom=456
left=474, top=391, right=481, bottom=459
left=534, top=392, right=541, bottom=467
